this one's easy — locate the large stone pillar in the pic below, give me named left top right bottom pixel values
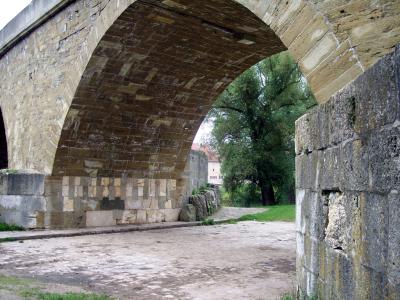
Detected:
left=295, top=46, right=400, bottom=298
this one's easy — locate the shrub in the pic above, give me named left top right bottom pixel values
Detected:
left=0, top=223, right=25, bottom=231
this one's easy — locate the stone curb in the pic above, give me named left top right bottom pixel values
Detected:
left=0, top=219, right=234, bottom=242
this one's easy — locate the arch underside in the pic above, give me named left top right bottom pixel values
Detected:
left=53, top=0, right=286, bottom=178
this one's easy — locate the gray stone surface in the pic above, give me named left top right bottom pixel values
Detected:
left=296, top=45, right=400, bottom=298
left=183, top=150, right=208, bottom=197
left=0, top=173, right=45, bottom=196
left=188, top=186, right=220, bottom=221
left=0, top=173, right=46, bottom=227
left=0, top=221, right=296, bottom=300
left=388, top=190, right=400, bottom=297
left=179, top=204, right=196, bottom=222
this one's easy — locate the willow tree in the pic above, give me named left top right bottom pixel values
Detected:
left=209, top=52, right=316, bottom=205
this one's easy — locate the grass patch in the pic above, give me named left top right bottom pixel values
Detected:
left=0, top=275, right=33, bottom=287
left=201, top=218, right=215, bottom=226
left=238, top=204, right=295, bottom=222
left=0, top=237, right=18, bottom=243
left=281, top=294, right=318, bottom=300
left=0, top=275, right=112, bottom=300
left=281, top=294, right=294, bottom=300
left=0, top=222, right=25, bottom=231
left=34, top=291, right=112, bottom=300
left=220, top=219, right=238, bottom=225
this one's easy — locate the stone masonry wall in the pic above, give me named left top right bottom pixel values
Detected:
left=295, top=45, right=400, bottom=299
left=182, top=150, right=208, bottom=198
left=0, top=174, right=183, bottom=228
left=0, top=148, right=207, bottom=228
left=1, top=0, right=399, bottom=175
left=0, top=173, right=46, bottom=228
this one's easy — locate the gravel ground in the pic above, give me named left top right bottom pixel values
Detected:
left=0, top=221, right=296, bottom=300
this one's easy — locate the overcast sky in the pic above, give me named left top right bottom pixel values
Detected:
left=0, top=1, right=31, bottom=30
left=0, top=0, right=212, bottom=143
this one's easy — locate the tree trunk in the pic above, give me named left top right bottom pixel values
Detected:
left=260, top=182, right=276, bottom=206
left=288, top=186, right=296, bottom=203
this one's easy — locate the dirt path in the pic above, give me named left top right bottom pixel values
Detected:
left=210, top=207, right=267, bottom=220
left=0, top=221, right=296, bottom=300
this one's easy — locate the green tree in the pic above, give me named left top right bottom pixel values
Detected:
left=209, top=52, right=316, bottom=205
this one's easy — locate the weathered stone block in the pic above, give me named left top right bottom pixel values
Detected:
left=86, top=210, right=116, bottom=227
left=295, top=152, right=319, bottom=190
left=179, top=203, right=196, bottom=222
left=136, top=210, right=147, bottom=224
left=163, top=208, right=180, bottom=222
left=303, top=235, right=319, bottom=276
left=353, top=48, right=399, bottom=134
left=5, top=173, right=45, bottom=196
left=325, top=192, right=348, bottom=251
left=295, top=189, right=307, bottom=235
left=295, top=113, right=311, bottom=155
left=100, top=197, right=125, bottom=210
left=118, top=210, right=137, bottom=225
left=328, top=89, right=356, bottom=146
left=190, top=194, right=208, bottom=221
left=0, top=175, right=8, bottom=195
left=307, top=192, right=326, bottom=241
left=318, top=147, right=340, bottom=190
left=309, top=103, right=330, bottom=151
left=356, top=192, right=388, bottom=274
left=388, top=190, right=400, bottom=297
left=147, top=209, right=163, bottom=223
left=339, top=139, right=368, bottom=191
left=63, top=212, right=85, bottom=228
left=368, top=125, right=400, bottom=193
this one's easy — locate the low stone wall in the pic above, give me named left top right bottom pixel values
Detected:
left=295, top=45, right=400, bottom=299
left=0, top=173, right=46, bottom=228
left=180, top=186, right=220, bottom=221
left=0, top=174, right=183, bottom=228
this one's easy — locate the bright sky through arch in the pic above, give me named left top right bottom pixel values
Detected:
left=0, top=1, right=32, bottom=30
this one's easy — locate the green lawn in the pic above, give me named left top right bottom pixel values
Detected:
left=0, top=275, right=112, bottom=300
left=32, top=292, right=111, bottom=300
left=0, top=223, right=25, bottom=231
left=237, top=204, right=295, bottom=222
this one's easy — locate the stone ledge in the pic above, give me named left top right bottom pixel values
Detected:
left=0, top=0, right=74, bottom=57
left=0, top=218, right=236, bottom=242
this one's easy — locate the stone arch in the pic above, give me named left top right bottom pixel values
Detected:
left=0, top=107, right=8, bottom=169
left=52, top=0, right=289, bottom=178
left=1, top=0, right=398, bottom=175
left=49, top=0, right=400, bottom=178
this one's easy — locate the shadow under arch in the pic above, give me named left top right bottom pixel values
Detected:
left=52, top=0, right=289, bottom=179
left=0, top=107, right=8, bottom=169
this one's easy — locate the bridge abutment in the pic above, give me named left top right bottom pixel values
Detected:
left=0, top=173, right=184, bottom=228
left=295, top=45, right=400, bottom=299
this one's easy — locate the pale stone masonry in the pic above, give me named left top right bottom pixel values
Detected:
left=295, top=45, right=400, bottom=299
left=0, top=173, right=181, bottom=228
left=0, top=0, right=399, bottom=177
left=0, top=1, right=400, bottom=298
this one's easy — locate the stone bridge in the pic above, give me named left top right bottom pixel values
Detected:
left=0, top=0, right=399, bottom=298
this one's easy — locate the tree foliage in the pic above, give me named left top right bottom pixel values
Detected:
left=208, top=52, right=316, bottom=205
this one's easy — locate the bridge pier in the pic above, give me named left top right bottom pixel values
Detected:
left=295, top=45, right=400, bottom=299
left=0, top=173, right=184, bottom=228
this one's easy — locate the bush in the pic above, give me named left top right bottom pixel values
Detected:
left=201, top=218, right=215, bottom=226
left=222, top=183, right=261, bottom=207
left=192, top=184, right=209, bottom=195
left=0, top=223, right=25, bottom=231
